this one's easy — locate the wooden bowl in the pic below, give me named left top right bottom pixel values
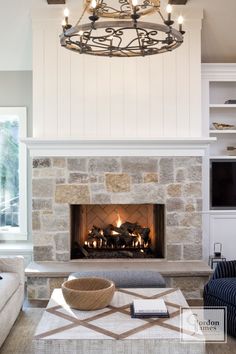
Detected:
left=61, top=277, right=115, bottom=310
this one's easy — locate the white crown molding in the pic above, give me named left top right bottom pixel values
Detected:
left=202, top=63, right=236, bottom=80
left=22, top=137, right=215, bottom=157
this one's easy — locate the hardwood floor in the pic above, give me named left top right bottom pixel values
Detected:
left=188, top=300, right=236, bottom=353
left=187, top=299, right=203, bottom=306
left=23, top=297, right=48, bottom=309
left=206, top=338, right=236, bottom=354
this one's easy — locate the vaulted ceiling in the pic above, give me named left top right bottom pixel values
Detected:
left=189, top=0, right=236, bottom=63
left=0, top=0, right=236, bottom=70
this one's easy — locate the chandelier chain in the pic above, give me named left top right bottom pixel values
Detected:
left=75, top=2, right=90, bottom=27
left=157, top=9, right=165, bottom=22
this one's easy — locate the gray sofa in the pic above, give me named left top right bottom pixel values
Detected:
left=69, top=270, right=166, bottom=288
left=0, top=256, right=25, bottom=347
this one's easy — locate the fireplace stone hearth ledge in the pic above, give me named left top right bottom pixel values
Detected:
left=25, top=260, right=212, bottom=301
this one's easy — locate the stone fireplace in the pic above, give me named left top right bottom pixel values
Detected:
left=32, top=156, right=202, bottom=262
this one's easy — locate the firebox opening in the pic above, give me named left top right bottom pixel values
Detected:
left=70, top=204, right=165, bottom=259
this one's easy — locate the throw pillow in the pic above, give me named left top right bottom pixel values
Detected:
left=213, top=260, right=236, bottom=279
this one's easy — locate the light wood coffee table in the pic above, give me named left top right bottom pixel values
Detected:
left=33, top=288, right=205, bottom=354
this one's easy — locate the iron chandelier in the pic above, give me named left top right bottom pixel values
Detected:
left=60, top=0, right=185, bottom=58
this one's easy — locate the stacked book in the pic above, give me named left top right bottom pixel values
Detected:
left=130, top=299, right=169, bottom=318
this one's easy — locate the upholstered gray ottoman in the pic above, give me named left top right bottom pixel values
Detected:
left=68, top=270, right=166, bottom=288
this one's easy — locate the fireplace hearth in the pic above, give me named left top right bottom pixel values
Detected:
left=71, top=204, right=165, bottom=259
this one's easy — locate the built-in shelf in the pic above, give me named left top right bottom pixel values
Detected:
left=210, top=130, right=236, bottom=134
left=210, top=104, right=236, bottom=108
left=205, top=78, right=236, bottom=158
left=209, top=156, right=236, bottom=159
left=203, top=210, right=236, bottom=214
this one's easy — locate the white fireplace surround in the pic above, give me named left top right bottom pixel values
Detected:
left=22, top=137, right=215, bottom=157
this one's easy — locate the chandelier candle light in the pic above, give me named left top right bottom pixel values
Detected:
left=60, top=0, right=185, bottom=57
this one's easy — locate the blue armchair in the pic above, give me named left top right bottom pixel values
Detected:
left=203, top=260, right=236, bottom=337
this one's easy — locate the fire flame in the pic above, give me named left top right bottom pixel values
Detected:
left=116, top=212, right=122, bottom=228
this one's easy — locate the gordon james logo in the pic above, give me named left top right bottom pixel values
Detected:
left=180, top=306, right=227, bottom=343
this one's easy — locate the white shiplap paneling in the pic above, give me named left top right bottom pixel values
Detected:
left=96, top=57, right=111, bottom=137
left=33, top=23, right=44, bottom=138
left=110, top=59, right=125, bottom=137
left=84, top=55, right=98, bottom=137
left=123, top=58, right=137, bottom=137
left=70, top=53, right=84, bottom=137
left=136, top=57, right=150, bottom=137
left=58, top=28, right=71, bottom=137
left=189, top=24, right=202, bottom=136
left=176, top=31, right=190, bottom=137
left=163, top=50, right=177, bottom=137
left=149, top=55, right=164, bottom=137
left=44, top=23, right=58, bottom=137
left=32, top=12, right=203, bottom=139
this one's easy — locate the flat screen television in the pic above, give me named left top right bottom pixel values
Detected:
left=211, top=160, right=236, bottom=209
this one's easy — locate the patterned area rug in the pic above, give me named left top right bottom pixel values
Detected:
left=0, top=308, right=44, bottom=354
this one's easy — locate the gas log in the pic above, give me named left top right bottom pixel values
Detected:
left=85, top=222, right=151, bottom=249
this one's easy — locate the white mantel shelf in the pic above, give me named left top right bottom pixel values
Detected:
left=22, top=137, right=216, bottom=157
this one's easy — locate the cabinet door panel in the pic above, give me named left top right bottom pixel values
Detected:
left=210, top=215, right=236, bottom=260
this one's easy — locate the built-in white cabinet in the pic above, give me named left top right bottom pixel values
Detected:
left=209, top=213, right=236, bottom=261
left=202, top=64, right=236, bottom=261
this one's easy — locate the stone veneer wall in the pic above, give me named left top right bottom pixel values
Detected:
left=32, top=156, right=202, bottom=262
left=27, top=274, right=209, bottom=300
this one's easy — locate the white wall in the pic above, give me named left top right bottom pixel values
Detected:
left=0, top=71, right=32, bottom=135
left=0, top=71, right=33, bottom=260
left=0, top=1, right=32, bottom=70
left=32, top=8, right=203, bottom=139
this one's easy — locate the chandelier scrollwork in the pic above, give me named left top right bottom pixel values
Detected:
left=84, top=0, right=160, bottom=18
left=60, top=0, right=185, bottom=58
